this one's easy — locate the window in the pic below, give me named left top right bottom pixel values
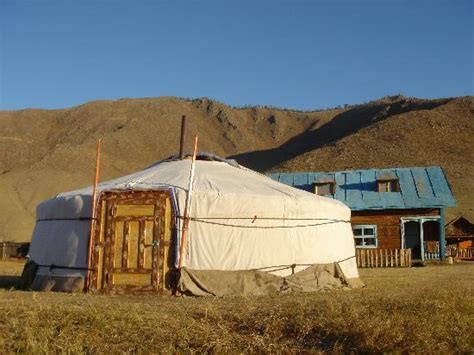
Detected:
left=314, top=182, right=335, bottom=196
left=353, top=225, right=378, bottom=248
left=377, top=179, right=400, bottom=192
left=313, top=174, right=336, bottom=196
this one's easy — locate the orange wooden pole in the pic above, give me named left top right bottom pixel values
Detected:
left=178, top=135, right=199, bottom=269
left=85, top=139, right=101, bottom=291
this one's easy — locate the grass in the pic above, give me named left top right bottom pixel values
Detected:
left=0, top=259, right=473, bottom=353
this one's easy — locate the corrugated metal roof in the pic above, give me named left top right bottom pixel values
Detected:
left=269, top=166, right=456, bottom=210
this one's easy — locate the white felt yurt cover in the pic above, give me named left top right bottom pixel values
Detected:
left=28, top=154, right=360, bottom=290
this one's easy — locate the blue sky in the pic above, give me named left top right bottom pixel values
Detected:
left=0, top=0, right=472, bottom=110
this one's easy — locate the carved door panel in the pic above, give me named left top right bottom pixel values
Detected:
left=109, top=204, right=158, bottom=290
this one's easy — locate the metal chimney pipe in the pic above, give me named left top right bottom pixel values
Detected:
left=179, top=115, right=187, bottom=158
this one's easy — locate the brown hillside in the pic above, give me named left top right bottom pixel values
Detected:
left=0, top=95, right=472, bottom=241
left=0, top=97, right=339, bottom=241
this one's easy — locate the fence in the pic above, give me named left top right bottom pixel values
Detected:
left=356, top=248, right=411, bottom=268
left=446, top=247, right=474, bottom=260
left=0, top=242, right=30, bottom=259
left=423, top=241, right=440, bottom=260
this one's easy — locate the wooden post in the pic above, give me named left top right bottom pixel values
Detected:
left=178, top=135, right=199, bottom=269
left=375, top=249, right=378, bottom=267
left=439, top=209, right=446, bottom=260
left=85, top=139, right=101, bottom=291
left=179, top=115, right=187, bottom=158
left=395, top=249, right=398, bottom=267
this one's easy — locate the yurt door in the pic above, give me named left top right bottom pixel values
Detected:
left=92, top=191, right=173, bottom=292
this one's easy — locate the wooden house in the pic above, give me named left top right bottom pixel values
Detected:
left=445, top=216, right=474, bottom=260
left=270, top=166, right=457, bottom=261
left=445, top=216, right=474, bottom=248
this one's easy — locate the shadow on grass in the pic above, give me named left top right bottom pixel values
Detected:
left=233, top=319, right=376, bottom=352
left=0, top=275, right=21, bottom=289
left=301, top=328, right=371, bottom=352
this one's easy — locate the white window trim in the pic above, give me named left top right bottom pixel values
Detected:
left=353, top=224, right=378, bottom=249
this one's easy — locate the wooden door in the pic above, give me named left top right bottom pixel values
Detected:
left=91, top=191, right=173, bottom=292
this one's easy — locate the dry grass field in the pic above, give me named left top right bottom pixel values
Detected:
left=0, top=259, right=472, bottom=353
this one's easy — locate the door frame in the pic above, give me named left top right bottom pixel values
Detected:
left=89, top=190, right=174, bottom=292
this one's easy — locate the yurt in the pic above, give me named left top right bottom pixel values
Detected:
left=26, top=153, right=363, bottom=296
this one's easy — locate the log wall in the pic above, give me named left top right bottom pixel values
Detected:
left=351, top=208, right=440, bottom=249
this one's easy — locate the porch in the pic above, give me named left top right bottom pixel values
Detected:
left=401, top=213, right=445, bottom=261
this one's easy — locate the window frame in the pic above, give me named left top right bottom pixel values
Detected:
left=352, top=224, right=378, bottom=249
left=377, top=179, right=400, bottom=192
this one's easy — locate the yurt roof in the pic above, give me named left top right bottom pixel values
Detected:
left=57, top=153, right=347, bottom=208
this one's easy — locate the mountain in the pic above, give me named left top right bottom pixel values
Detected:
left=0, top=95, right=472, bottom=241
